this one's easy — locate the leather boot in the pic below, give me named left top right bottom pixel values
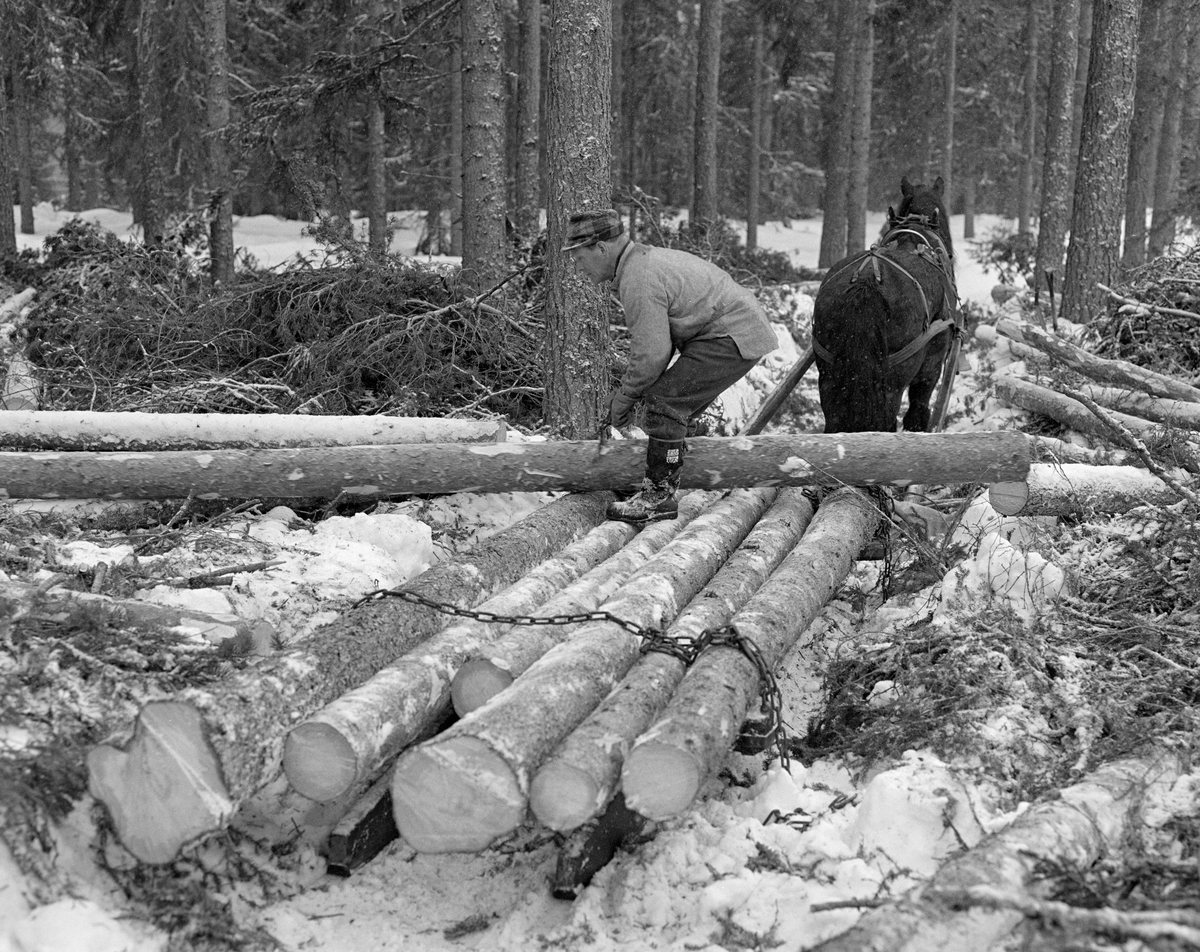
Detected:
left=607, top=438, right=685, bottom=524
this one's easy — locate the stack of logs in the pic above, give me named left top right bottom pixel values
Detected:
left=76, top=429, right=1031, bottom=872
left=986, top=316, right=1200, bottom=518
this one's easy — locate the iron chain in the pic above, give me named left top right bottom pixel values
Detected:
left=357, top=586, right=791, bottom=768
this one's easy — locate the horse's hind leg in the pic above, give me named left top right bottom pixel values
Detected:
left=901, top=342, right=947, bottom=432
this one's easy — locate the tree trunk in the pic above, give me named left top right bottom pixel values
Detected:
left=11, top=64, right=34, bottom=236
left=993, top=375, right=1200, bottom=472
left=451, top=492, right=717, bottom=715
left=0, top=431, right=1033, bottom=501
left=204, top=0, right=234, bottom=287
left=514, top=0, right=541, bottom=238
left=1062, top=0, right=1139, bottom=324
left=962, top=170, right=975, bottom=239
left=543, top=0, right=612, bottom=437
left=1066, top=0, right=1095, bottom=219
left=746, top=11, right=764, bottom=251
left=365, top=1, right=391, bottom=255
left=1148, top=1, right=1191, bottom=257
left=622, top=488, right=878, bottom=821
left=530, top=488, right=816, bottom=832
left=461, top=0, right=509, bottom=293
left=989, top=462, right=1180, bottom=517
left=136, top=0, right=167, bottom=247
left=282, top=518, right=641, bottom=803
left=0, top=410, right=505, bottom=452
left=1035, top=0, right=1081, bottom=309
left=810, top=751, right=1184, bottom=952
left=994, top=317, right=1200, bottom=402
left=86, top=491, right=612, bottom=864
left=450, top=37, right=464, bottom=257
left=940, top=0, right=957, bottom=195
left=1016, top=0, right=1038, bottom=235
left=846, top=0, right=875, bottom=255
left=818, top=0, right=855, bottom=268
left=0, top=61, right=15, bottom=258
left=691, top=0, right=722, bottom=229
left=1121, top=0, right=1166, bottom=271
left=390, top=489, right=778, bottom=853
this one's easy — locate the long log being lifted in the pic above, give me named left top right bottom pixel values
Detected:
left=281, top=516, right=643, bottom=804
left=0, top=431, right=1030, bottom=500
left=390, top=489, right=779, bottom=854
left=995, top=317, right=1200, bottom=404
left=809, top=749, right=1183, bottom=952
left=0, top=410, right=506, bottom=451
left=622, top=488, right=880, bottom=821
left=989, top=463, right=1182, bottom=517
left=86, top=491, right=611, bottom=864
left=450, top=491, right=718, bottom=715
left=529, top=487, right=817, bottom=833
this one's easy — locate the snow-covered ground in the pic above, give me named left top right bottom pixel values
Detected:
left=1, top=202, right=1093, bottom=952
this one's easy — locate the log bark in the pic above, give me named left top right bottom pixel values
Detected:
left=809, top=749, right=1183, bottom=952
left=995, top=317, right=1200, bottom=403
left=622, top=488, right=880, bottom=821
left=1029, top=434, right=1131, bottom=466
left=86, top=491, right=612, bottom=864
left=450, top=491, right=718, bottom=716
left=0, top=411, right=506, bottom=451
left=0, top=289, right=40, bottom=411
left=0, top=432, right=1032, bottom=500
left=529, top=488, right=816, bottom=833
left=389, top=489, right=779, bottom=854
left=1072, top=383, right=1200, bottom=431
left=994, top=375, right=1200, bottom=473
left=281, top=517, right=641, bottom=803
left=989, top=462, right=1181, bottom=516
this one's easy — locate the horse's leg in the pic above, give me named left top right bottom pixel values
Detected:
left=902, top=335, right=949, bottom=432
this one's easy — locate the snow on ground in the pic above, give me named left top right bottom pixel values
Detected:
left=2, top=203, right=1086, bottom=952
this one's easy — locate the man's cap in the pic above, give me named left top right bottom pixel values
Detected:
left=563, top=209, right=624, bottom=251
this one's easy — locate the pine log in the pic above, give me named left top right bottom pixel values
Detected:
left=994, top=375, right=1200, bottom=473
left=995, top=317, right=1200, bottom=404
left=0, top=431, right=1032, bottom=500
left=0, top=410, right=505, bottom=451
left=989, top=463, right=1181, bottom=517
left=1029, top=435, right=1130, bottom=466
left=389, top=489, right=779, bottom=854
left=86, top=491, right=611, bottom=864
left=0, top=289, right=39, bottom=411
left=809, top=749, right=1183, bottom=952
left=529, top=488, right=816, bottom=833
left=622, top=488, right=880, bottom=822
left=449, top=491, right=717, bottom=716
left=1072, top=383, right=1200, bottom=432
left=281, top=516, right=642, bottom=803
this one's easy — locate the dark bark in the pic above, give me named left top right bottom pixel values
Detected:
left=746, top=12, right=764, bottom=250
left=204, top=0, right=234, bottom=287
left=136, top=0, right=166, bottom=247
left=846, top=0, right=875, bottom=254
left=0, top=67, right=15, bottom=258
left=514, top=0, right=541, bottom=238
left=818, top=0, right=854, bottom=267
left=941, top=0, right=957, bottom=196
left=1016, top=0, right=1039, bottom=235
left=1121, top=0, right=1167, bottom=270
left=691, top=0, right=722, bottom=227
left=12, top=66, right=34, bottom=235
left=1148, top=1, right=1193, bottom=256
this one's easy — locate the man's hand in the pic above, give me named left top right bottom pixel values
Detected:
left=608, top=391, right=636, bottom=429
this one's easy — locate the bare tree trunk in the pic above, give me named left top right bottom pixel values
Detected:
left=941, top=0, right=957, bottom=197
left=1067, top=0, right=1095, bottom=219
left=1121, top=0, right=1166, bottom=270
left=1016, top=0, right=1039, bottom=235
left=1062, top=0, right=1140, bottom=324
left=846, top=0, right=875, bottom=255
left=11, top=66, right=34, bottom=235
left=461, top=0, right=509, bottom=292
left=204, top=0, right=234, bottom=287
left=543, top=0, right=612, bottom=437
left=0, top=65, right=15, bottom=258
left=818, top=0, right=854, bottom=267
left=691, top=0, right=722, bottom=229
left=1148, top=0, right=1192, bottom=256
left=1035, top=0, right=1081, bottom=308
left=746, top=11, right=764, bottom=250
left=136, top=0, right=167, bottom=247
left=514, top=0, right=541, bottom=238
left=450, top=38, right=464, bottom=257
left=962, top=169, right=975, bottom=239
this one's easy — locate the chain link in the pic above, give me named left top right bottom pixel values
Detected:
left=357, top=586, right=791, bottom=768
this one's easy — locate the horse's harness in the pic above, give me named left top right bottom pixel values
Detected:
left=813, top=213, right=963, bottom=368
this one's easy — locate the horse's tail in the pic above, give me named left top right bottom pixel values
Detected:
left=814, top=279, right=893, bottom=433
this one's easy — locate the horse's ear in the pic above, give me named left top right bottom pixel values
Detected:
left=932, top=176, right=945, bottom=196
left=901, top=177, right=914, bottom=197
left=887, top=205, right=897, bottom=222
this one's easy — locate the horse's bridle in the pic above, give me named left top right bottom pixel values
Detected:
left=813, top=214, right=961, bottom=368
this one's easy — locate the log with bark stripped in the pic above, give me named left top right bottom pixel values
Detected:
left=0, top=410, right=506, bottom=451
left=994, top=375, right=1200, bottom=473
left=449, top=491, right=717, bottom=716
left=281, top=516, right=642, bottom=803
left=995, top=317, right=1200, bottom=404
left=529, top=488, right=817, bottom=833
left=389, top=489, right=780, bottom=854
left=1070, top=384, right=1200, bottom=432
left=86, top=491, right=611, bottom=864
left=622, top=488, right=880, bottom=821
left=989, top=463, right=1182, bottom=517
left=0, top=431, right=1031, bottom=500
left=1029, top=435, right=1130, bottom=466
left=809, top=749, right=1183, bottom=952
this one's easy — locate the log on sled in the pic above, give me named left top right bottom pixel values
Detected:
left=989, top=463, right=1182, bottom=517
left=0, top=431, right=1031, bottom=500
left=86, top=491, right=611, bottom=864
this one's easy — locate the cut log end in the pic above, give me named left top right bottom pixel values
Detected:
left=450, top=658, right=514, bottom=717
left=391, top=736, right=523, bottom=853
left=987, top=480, right=1029, bottom=517
left=86, top=701, right=232, bottom=864
left=283, top=721, right=360, bottom=804
left=621, top=740, right=703, bottom=822
left=529, top=759, right=604, bottom=833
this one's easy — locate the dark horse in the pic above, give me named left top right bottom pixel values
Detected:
left=812, top=177, right=960, bottom=434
